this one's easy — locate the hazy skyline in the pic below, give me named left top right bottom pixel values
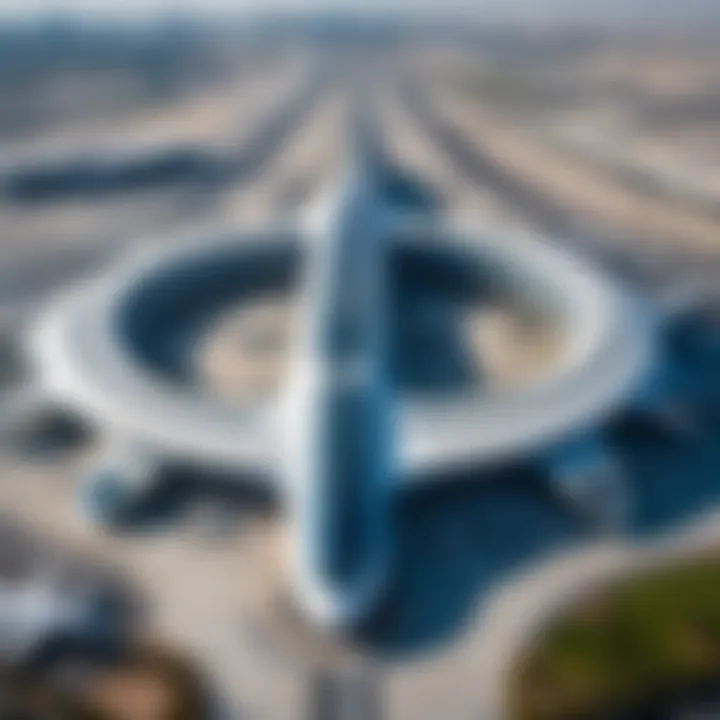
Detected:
left=0, top=0, right=717, bottom=23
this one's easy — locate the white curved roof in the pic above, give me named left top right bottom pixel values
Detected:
left=399, top=224, right=655, bottom=479
left=29, top=224, right=655, bottom=487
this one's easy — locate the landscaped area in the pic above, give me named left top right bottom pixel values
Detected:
left=510, top=554, right=720, bottom=718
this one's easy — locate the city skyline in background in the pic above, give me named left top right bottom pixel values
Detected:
left=0, top=0, right=718, bottom=24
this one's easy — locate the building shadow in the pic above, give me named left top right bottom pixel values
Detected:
left=355, top=468, right=580, bottom=659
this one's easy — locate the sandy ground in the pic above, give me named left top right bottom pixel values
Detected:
left=0, top=57, right=316, bottom=326
left=379, top=90, right=524, bottom=226
left=3, top=46, right=720, bottom=720
left=217, top=88, right=347, bottom=226
left=427, top=62, right=720, bottom=255
left=0, top=69, right=337, bottom=719
left=0, top=51, right=309, bottom=163
left=0, top=59, right=333, bottom=717
left=0, top=65, right=580, bottom=719
left=195, top=291, right=564, bottom=404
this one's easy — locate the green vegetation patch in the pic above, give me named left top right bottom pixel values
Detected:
left=510, top=554, right=720, bottom=719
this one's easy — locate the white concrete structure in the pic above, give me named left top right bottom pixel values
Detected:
left=27, top=150, right=655, bottom=628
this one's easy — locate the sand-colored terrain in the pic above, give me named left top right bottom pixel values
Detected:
left=434, top=86, right=720, bottom=252
left=3, top=36, right=720, bottom=720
